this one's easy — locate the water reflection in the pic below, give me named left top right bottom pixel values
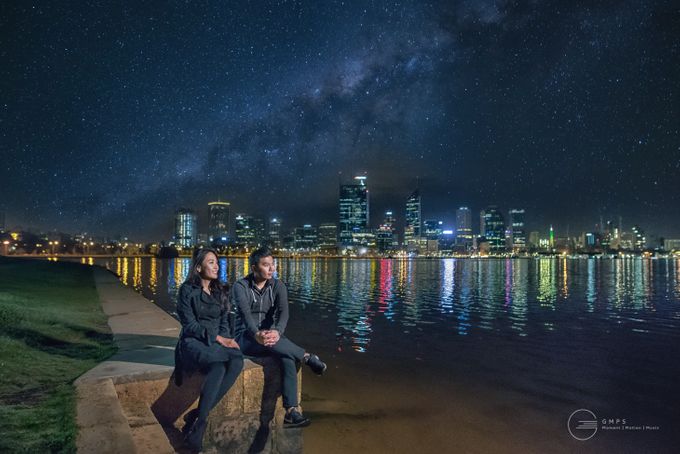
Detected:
left=71, top=257, right=680, bottom=355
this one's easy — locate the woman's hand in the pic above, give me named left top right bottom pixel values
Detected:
left=216, top=335, right=240, bottom=349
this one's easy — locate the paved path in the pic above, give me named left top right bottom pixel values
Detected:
left=76, top=268, right=180, bottom=385
left=76, top=267, right=181, bottom=453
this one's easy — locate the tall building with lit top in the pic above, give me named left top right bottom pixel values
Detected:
left=480, top=206, right=505, bottom=252
left=268, top=218, right=282, bottom=249
left=208, top=201, right=230, bottom=243
left=508, top=209, right=526, bottom=251
left=174, top=209, right=197, bottom=248
left=456, top=207, right=472, bottom=246
left=377, top=210, right=397, bottom=252
left=235, top=214, right=256, bottom=248
left=339, top=175, right=369, bottom=247
left=404, top=189, right=421, bottom=245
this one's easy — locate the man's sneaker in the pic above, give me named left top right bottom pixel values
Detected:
left=305, top=354, right=327, bottom=375
left=284, top=407, right=311, bottom=428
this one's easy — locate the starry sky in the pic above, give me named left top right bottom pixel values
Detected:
left=1, top=0, right=679, bottom=241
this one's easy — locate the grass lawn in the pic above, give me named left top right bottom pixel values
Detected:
left=0, top=257, right=116, bottom=453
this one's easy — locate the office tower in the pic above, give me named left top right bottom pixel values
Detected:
left=632, top=225, right=646, bottom=251
left=339, top=175, right=369, bottom=247
left=456, top=207, right=473, bottom=246
left=294, top=224, right=318, bottom=250
left=318, top=223, right=338, bottom=252
left=175, top=209, right=197, bottom=248
left=234, top=214, right=255, bottom=247
left=208, top=201, right=230, bottom=243
left=528, top=231, right=541, bottom=248
left=549, top=225, right=555, bottom=248
left=423, top=220, right=443, bottom=240
left=509, top=209, right=526, bottom=251
left=377, top=210, right=397, bottom=252
left=404, top=189, right=421, bottom=244
left=251, top=217, right=266, bottom=246
left=268, top=218, right=282, bottom=249
left=481, top=206, right=505, bottom=252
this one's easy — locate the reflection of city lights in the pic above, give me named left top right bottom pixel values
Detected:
left=149, top=258, right=157, bottom=294
left=133, top=257, right=142, bottom=291
left=121, top=258, right=129, bottom=285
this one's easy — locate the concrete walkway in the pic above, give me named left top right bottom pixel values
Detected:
left=75, top=267, right=181, bottom=453
left=76, top=268, right=180, bottom=384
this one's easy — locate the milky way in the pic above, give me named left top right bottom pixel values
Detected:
left=1, top=0, right=678, bottom=241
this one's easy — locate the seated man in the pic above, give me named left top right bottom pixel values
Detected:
left=231, top=246, right=326, bottom=427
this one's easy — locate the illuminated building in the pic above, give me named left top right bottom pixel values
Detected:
left=318, top=223, right=338, bottom=252
left=174, top=209, right=197, bottom=248
left=208, top=201, right=230, bottom=243
left=294, top=224, right=318, bottom=250
left=549, top=225, right=555, bottom=249
left=455, top=207, right=473, bottom=247
left=631, top=225, right=646, bottom=251
left=424, top=220, right=443, bottom=240
left=235, top=214, right=255, bottom=247
left=664, top=239, right=680, bottom=252
left=377, top=210, right=397, bottom=252
left=339, top=175, right=369, bottom=247
left=528, top=231, right=541, bottom=249
left=404, top=189, right=421, bottom=245
left=509, top=209, right=526, bottom=251
left=268, top=218, right=282, bottom=248
left=480, top=206, right=505, bottom=252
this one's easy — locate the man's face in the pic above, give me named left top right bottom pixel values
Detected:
left=253, top=255, right=275, bottom=280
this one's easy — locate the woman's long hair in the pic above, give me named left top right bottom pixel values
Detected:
left=184, top=247, right=230, bottom=308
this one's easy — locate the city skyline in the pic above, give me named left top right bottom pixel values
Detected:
left=2, top=1, right=678, bottom=240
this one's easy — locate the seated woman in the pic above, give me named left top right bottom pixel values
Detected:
left=175, top=248, right=244, bottom=451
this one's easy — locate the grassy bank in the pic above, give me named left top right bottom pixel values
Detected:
left=0, top=257, right=116, bottom=453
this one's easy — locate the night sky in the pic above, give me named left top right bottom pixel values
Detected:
left=1, top=1, right=679, bottom=241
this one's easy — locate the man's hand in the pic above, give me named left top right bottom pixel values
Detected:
left=216, top=335, right=240, bottom=349
left=263, top=330, right=280, bottom=347
left=255, top=330, right=267, bottom=345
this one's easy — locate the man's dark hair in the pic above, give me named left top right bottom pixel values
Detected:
left=249, top=246, right=273, bottom=268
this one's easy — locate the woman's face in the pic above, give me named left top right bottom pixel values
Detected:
left=198, top=252, right=219, bottom=280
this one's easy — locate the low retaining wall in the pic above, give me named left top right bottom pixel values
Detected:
left=114, top=358, right=302, bottom=453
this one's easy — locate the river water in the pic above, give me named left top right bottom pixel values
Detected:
left=68, top=256, right=680, bottom=452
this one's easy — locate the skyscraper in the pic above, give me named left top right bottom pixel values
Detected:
left=456, top=207, right=473, bottom=247
left=481, top=206, right=505, bottom=252
left=175, top=209, right=197, bottom=248
left=377, top=210, right=397, bottom=252
left=234, top=214, right=255, bottom=247
left=404, top=189, right=421, bottom=245
left=208, top=201, right=230, bottom=243
left=339, top=175, right=369, bottom=247
left=508, top=209, right=526, bottom=251
left=632, top=225, right=646, bottom=251
left=268, top=218, right=282, bottom=249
